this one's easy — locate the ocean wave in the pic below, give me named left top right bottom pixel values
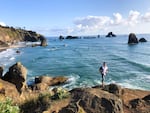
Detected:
left=47, top=47, right=59, bottom=51
left=118, top=82, right=144, bottom=90
left=47, top=44, right=68, bottom=51
left=9, top=57, right=15, bottom=60
left=0, top=49, right=17, bottom=66
left=62, top=73, right=80, bottom=89
left=111, top=54, right=150, bottom=73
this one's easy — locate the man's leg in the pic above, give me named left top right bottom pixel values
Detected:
left=102, top=74, right=104, bottom=87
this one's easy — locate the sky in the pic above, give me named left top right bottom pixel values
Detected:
left=0, top=0, right=150, bottom=36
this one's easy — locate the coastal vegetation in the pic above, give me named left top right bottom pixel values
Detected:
left=0, top=97, right=20, bottom=113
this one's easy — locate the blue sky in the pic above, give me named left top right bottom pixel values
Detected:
left=0, top=0, right=150, bottom=36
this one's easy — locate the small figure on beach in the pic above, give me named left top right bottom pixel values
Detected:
left=99, top=62, right=108, bottom=87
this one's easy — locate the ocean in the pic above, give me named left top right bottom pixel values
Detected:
left=0, top=34, right=150, bottom=90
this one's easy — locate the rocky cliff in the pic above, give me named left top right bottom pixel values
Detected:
left=0, top=25, right=47, bottom=47
left=0, top=62, right=150, bottom=113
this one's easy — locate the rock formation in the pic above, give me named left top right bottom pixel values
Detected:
left=139, top=38, right=147, bottom=42
left=0, top=79, right=20, bottom=101
left=106, top=32, right=116, bottom=37
left=128, top=33, right=138, bottom=44
left=39, top=35, right=47, bottom=46
left=59, top=35, right=65, bottom=40
left=58, top=84, right=150, bottom=113
left=60, top=85, right=123, bottom=113
left=0, top=62, right=150, bottom=113
left=2, top=62, right=27, bottom=93
left=0, top=66, right=3, bottom=78
left=66, top=36, right=79, bottom=39
left=30, top=76, right=68, bottom=91
left=35, top=76, right=68, bottom=86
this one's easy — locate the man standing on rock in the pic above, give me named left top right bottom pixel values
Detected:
left=99, top=62, right=108, bottom=87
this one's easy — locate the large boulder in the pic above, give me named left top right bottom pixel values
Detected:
left=128, top=94, right=150, bottom=113
left=2, top=62, right=27, bottom=93
left=128, top=33, right=138, bottom=44
left=139, top=38, right=147, bottom=42
left=103, top=84, right=122, bottom=97
left=35, top=76, right=68, bottom=86
left=122, top=88, right=150, bottom=113
left=0, top=79, right=20, bottom=101
left=59, top=87, right=124, bottom=113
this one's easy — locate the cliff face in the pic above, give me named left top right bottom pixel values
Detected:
left=0, top=25, right=46, bottom=47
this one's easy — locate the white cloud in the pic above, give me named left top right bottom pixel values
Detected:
left=38, top=10, right=150, bottom=36
left=74, top=16, right=110, bottom=32
left=50, top=27, right=74, bottom=36
left=127, top=10, right=140, bottom=26
left=110, top=13, right=124, bottom=25
left=72, top=10, right=145, bottom=35
left=0, top=22, right=6, bottom=26
left=142, top=12, right=150, bottom=22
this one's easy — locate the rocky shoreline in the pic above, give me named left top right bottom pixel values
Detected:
left=0, top=25, right=47, bottom=51
left=0, top=62, right=149, bottom=113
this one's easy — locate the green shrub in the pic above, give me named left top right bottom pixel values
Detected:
left=51, top=87, right=70, bottom=100
left=0, top=97, right=20, bottom=113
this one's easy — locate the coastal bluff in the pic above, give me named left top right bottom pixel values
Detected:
left=0, top=25, right=47, bottom=47
left=0, top=62, right=150, bottom=113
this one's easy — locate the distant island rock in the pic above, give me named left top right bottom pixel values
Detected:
left=59, top=35, right=79, bottom=40
left=59, top=35, right=65, bottom=40
left=106, top=32, right=116, bottom=37
left=128, top=33, right=148, bottom=44
left=66, top=36, right=79, bottom=39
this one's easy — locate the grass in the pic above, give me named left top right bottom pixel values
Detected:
left=20, top=88, right=70, bottom=113
left=20, top=92, right=52, bottom=113
left=0, top=97, right=20, bottom=113
left=51, top=87, right=70, bottom=100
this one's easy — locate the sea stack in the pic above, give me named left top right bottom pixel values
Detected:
left=139, top=38, right=147, bottom=42
left=106, top=32, right=116, bottom=37
left=128, top=33, right=138, bottom=44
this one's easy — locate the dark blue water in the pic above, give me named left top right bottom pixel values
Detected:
left=1, top=34, right=150, bottom=90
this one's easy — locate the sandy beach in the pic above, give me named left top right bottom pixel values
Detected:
left=0, top=44, right=26, bottom=52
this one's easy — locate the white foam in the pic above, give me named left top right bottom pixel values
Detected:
left=0, top=49, right=17, bottom=66
left=62, top=73, right=80, bottom=89
left=143, top=75, right=150, bottom=80
left=48, top=48, right=57, bottom=51
left=25, top=41, right=40, bottom=46
left=117, top=82, right=144, bottom=90
left=9, top=57, right=15, bottom=60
